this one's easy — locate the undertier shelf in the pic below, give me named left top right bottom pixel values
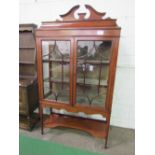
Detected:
left=43, top=114, right=107, bottom=138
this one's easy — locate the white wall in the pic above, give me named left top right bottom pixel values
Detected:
left=19, top=0, right=135, bottom=129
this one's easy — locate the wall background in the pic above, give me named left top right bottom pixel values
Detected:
left=19, top=0, right=135, bottom=129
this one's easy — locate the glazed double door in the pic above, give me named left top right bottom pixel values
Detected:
left=41, top=37, right=113, bottom=109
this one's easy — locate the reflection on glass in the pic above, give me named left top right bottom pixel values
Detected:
left=76, top=41, right=112, bottom=107
left=42, top=41, right=70, bottom=103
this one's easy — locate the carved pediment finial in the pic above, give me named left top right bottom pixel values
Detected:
left=60, top=5, right=80, bottom=21
left=60, top=5, right=107, bottom=21
left=85, top=5, right=106, bottom=20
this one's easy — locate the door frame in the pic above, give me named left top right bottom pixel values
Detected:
left=72, top=36, right=115, bottom=112
left=36, top=36, right=74, bottom=106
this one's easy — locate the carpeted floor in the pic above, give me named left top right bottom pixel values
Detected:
left=20, top=134, right=102, bottom=155
left=20, top=124, right=135, bottom=155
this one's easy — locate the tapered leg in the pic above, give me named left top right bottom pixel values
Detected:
left=105, top=136, right=108, bottom=149
left=105, top=116, right=111, bottom=149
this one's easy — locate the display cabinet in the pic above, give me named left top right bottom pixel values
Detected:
left=36, top=5, right=121, bottom=148
left=19, top=24, right=39, bottom=130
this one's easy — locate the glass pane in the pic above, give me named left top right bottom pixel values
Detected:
left=42, top=41, right=70, bottom=103
left=76, top=40, right=112, bottom=107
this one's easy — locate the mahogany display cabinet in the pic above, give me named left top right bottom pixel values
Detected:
left=19, top=24, right=39, bottom=130
left=36, top=5, right=121, bottom=148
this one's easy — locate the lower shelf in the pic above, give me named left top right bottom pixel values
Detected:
left=19, top=113, right=39, bottom=130
left=43, top=114, right=107, bottom=138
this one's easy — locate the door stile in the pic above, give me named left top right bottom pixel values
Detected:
left=72, top=37, right=77, bottom=106
left=105, top=38, right=120, bottom=113
left=104, top=38, right=115, bottom=112
left=36, top=38, right=44, bottom=100
left=70, top=38, right=74, bottom=106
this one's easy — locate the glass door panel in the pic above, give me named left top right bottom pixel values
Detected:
left=76, top=40, right=112, bottom=107
left=42, top=40, right=70, bottom=104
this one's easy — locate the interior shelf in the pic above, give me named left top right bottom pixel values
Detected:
left=43, top=58, right=70, bottom=63
left=42, top=58, right=109, bottom=65
left=19, top=47, right=35, bottom=49
left=19, top=61, right=35, bottom=65
left=19, top=75, right=37, bottom=79
left=77, top=78, right=107, bottom=86
left=44, top=77, right=69, bottom=84
left=44, top=77, right=108, bottom=86
left=77, top=59, right=110, bottom=65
